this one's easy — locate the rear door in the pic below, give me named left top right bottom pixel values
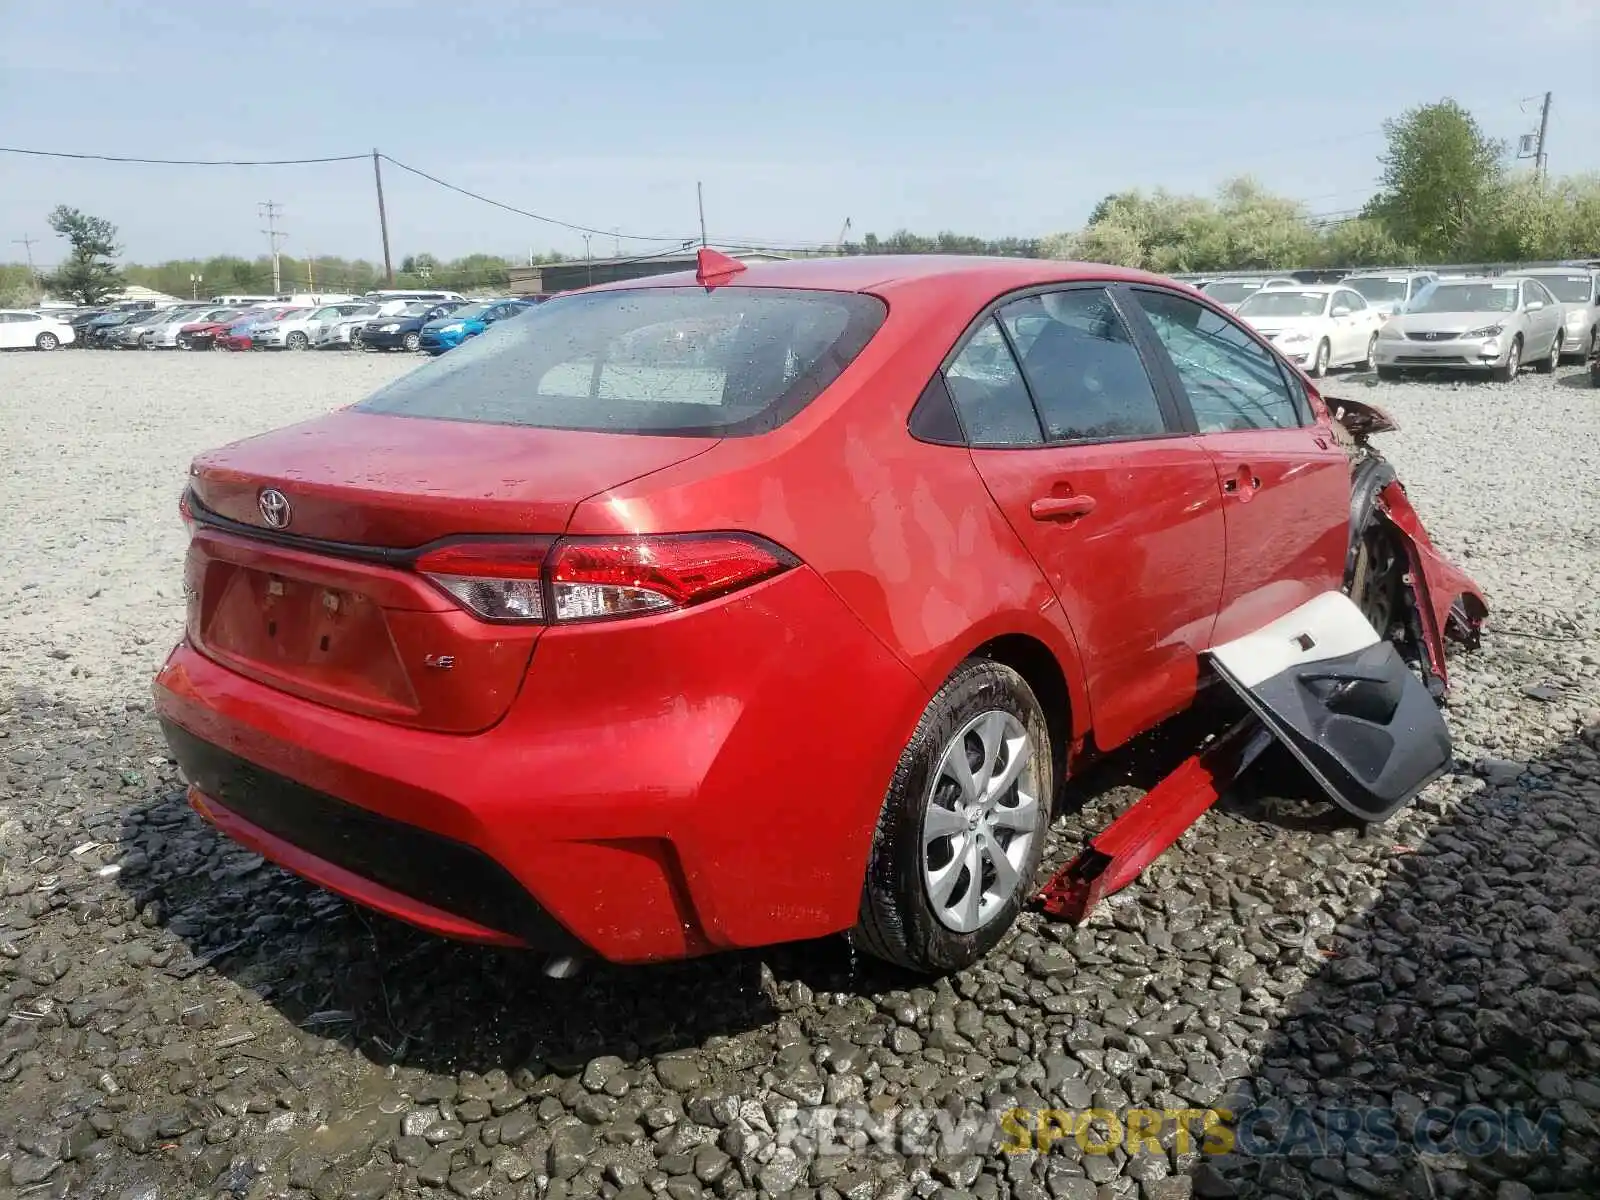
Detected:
left=947, top=285, right=1228, bottom=750
left=1124, top=286, right=1350, bottom=649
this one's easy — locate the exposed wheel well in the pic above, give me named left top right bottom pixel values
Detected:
left=970, top=634, right=1071, bottom=789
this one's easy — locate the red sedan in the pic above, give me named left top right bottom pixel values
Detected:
left=154, top=253, right=1483, bottom=972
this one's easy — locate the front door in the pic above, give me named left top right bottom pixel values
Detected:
left=1125, top=286, right=1350, bottom=647
left=945, top=287, right=1229, bottom=750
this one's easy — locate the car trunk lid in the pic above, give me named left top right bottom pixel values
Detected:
left=183, top=409, right=717, bottom=731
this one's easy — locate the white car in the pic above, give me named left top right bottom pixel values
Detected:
left=1340, top=270, right=1439, bottom=317
left=0, top=309, right=76, bottom=350
left=1234, top=284, right=1386, bottom=376
left=313, top=300, right=411, bottom=348
left=1197, top=276, right=1300, bottom=311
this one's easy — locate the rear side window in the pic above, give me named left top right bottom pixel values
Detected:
left=357, top=287, right=886, bottom=436
left=944, top=318, right=1042, bottom=447
left=998, top=289, right=1166, bottom=442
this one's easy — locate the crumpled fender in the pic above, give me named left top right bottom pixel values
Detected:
left=1376, top=479, right=1488, bottom=695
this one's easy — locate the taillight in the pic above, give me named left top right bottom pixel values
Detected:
left=414, top=537, right=552, bottom=623
left=412, top=533, right=796, bottom=625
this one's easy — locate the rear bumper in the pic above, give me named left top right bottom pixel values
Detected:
left=153, top=566, right=926, bottom=962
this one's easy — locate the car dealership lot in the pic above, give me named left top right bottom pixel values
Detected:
left=2, top=351, right=1597, bottom=1198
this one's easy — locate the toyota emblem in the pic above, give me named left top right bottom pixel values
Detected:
left=258, top=488, right=292, bottom=529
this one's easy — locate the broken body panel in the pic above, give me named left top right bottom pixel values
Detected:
left=1035, top=395, right=1487, bottom=925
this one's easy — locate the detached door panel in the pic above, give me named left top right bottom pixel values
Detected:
left=1126, top=287, right=1349, bottom=648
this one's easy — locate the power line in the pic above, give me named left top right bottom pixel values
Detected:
left=377, top=153, right=688, bottom=244
left=0, top=146, right=366, bottom=166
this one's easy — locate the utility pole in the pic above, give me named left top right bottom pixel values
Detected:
left=1534, top=91, right=1552, bottom=182
left=697, top=181, right=708, bottom=248
left=12, top=235, right=38, bottom=282
left=372, top=149, right=394, bottom=285
left=583, top=233, right=593, bottom=285
left=259, top=200, right=286, bottom=294
left=613, top=228, right=620, bottom=256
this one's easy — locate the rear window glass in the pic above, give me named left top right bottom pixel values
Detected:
left=356, top=286, right=887, bottom=436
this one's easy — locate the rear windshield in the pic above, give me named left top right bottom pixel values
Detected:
left=1346, top=277, right=1408, bottom=303
left=356, top=286, right=888, bottom=436
left=1199, top=281, right=1262, bottom=304
left=1236, top=290, right=1327, bottom=318
left=1527, top=274, right=1594, bottom=303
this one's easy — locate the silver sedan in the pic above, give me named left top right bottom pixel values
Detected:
left=1373, top=276, right=1566, bottom=382
left=1513, top=268, right=1600, bottom=361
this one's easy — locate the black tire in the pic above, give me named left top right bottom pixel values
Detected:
left=1310, top=338, right=1331, bottom=378
left=350, top=329, right=365, bottom=349
left=402, top=332, right=421, bottom=352
left=1362, top=333, right=1378, bottom=372
left=1376, top=366, right=1402, bottom=382
left=286, top=330, right=310, bottom=351
left=854, top=659, right=1053, bottom=973
left=1534, top=333, right=1560, bottom=374
left=1492, top=336, right=1522, bottom=383
left=35, top=332, right=59, bottom=351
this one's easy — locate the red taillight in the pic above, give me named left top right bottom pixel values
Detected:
left=548, top=535, right=795, bottom=622
left=412, top=533, right=796, bottom=625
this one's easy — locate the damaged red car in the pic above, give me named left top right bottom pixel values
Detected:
left=154, top=253, right=1485, bottom=974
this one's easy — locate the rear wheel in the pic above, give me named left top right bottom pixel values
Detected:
left=402, top=332, right=421, bottom=352
left=854, top=659, right=1051, bottom=973
left=350, top=328, right=365, bottom=349
left=35, top=332, right=59, bottom=351
left=286, top=330, right=310, bottom=351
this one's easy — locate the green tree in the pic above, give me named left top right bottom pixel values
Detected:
left=1, top=263, right=40, bottom=307
left=42, top=206, right=124, bottom=305
left=1368, top=99, right=1503, bottom=259
left=1315, top=218, right=1410, bottom=268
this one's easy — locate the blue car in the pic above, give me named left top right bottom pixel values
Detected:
left=418, top=299, right=533, bottom=354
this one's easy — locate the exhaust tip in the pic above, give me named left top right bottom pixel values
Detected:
left=542, top=954, right=585, bottom=980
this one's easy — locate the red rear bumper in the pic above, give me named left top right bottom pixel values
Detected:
left=154, top=566, right=926, bottom=962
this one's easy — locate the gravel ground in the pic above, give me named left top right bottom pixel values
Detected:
left=1, top=352, right=1597, bottom=1200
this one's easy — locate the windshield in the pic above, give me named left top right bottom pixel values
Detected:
left=1411, top=283, right=1519, bottom=314
left=1524, top=274, right=1594, bottom=303
left=1236, top=291, right=1328, bottom=318
left=448, top=304, right=491, bottom=321
left=357, top=286, right=887, bottom=437
left=1200, top=281, right=1262, bottom=304
left=395, top=302, right=435, bottom=316
left=1346, top=277, right=1408, bottom=303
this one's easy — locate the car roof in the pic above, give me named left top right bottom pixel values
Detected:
left=1245, top=283, right=1341, bottom=294
left=584, top=255, right=1194, bottom=303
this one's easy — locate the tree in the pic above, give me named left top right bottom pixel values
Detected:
left=42, top=206, right=124, bottom=305
left=1369, top=100, right=1503, bottom=260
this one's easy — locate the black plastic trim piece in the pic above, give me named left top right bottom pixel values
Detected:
left=161, top=720, right=582, bottom=951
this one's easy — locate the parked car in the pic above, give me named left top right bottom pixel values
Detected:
left=155, top=254, right=1485, bottom=974
left=313, top=301, right=419, bottom=349
left=1374, top=276, right=1565, bottom=381
left=218, top=308, right=302, bottom=352
left=0, top=309, right=75, bottom=350
left=1340, top=270, right=1439, bottom=316
left=1509, top=267, right=1600, bottom=361
left=144, top=304, right=229, bottom=349
left=418, top=299, right=533, bottom=354
left=108, top=307, right=184, bottom=350
left=1234, top=284, right=1386, bottom=376
left=252, top=303, right=362, bottom=350
left=1196, top=276, right=1299, bottom=310
left=360, top=301, right=466, bottom=352
left=66, top=309, right=109, bottom=344
left=177, top=308, right=251, bottom=351
left=81, top=310, right=140, bottom=347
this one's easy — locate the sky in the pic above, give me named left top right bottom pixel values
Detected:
left=2, top=0, right=1597, bottom=268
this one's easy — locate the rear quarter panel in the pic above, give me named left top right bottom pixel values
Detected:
left=565, top=281, right=1094, bottom=745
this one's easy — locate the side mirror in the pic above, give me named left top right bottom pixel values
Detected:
left=1525, top=300, right=1544, bottom=311
left=1331, top=305, right=1352, bottom=317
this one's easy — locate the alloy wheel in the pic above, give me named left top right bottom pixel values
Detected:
left=921, top=710, right=1042, bottom=934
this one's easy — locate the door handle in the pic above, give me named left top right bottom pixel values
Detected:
left=1030, top=494, right=1097, bottom=521
left=1223, top=469, right=1262, bottom=494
